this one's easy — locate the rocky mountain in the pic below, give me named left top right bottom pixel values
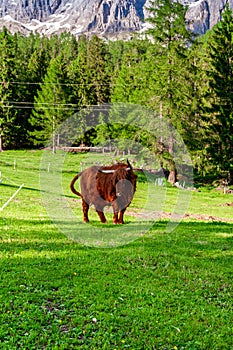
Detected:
left=0, top=0, right=232, bottom=38
left=185, top=0, right=233, bottom=34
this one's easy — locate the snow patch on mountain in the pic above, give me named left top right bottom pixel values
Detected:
left=0, top=0, right=232, bottom=38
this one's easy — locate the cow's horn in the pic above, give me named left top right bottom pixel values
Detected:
left=127, top=159, right=133, bottom=170
left=98, top=169, right=115, bottom=174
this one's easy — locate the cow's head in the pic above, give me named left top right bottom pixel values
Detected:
left=98, top=160, right=137, bottom=197
left=98, top=159, right=133, bottom=174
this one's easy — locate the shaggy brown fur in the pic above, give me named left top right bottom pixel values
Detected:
left=70, top=162, right=137, bottom=224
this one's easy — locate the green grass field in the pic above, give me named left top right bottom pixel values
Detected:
left=0, top=150, right=233, bottom=349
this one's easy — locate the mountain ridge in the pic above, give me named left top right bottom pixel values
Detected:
left=0, top=0, right=232, bottom=38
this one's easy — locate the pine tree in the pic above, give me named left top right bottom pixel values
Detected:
left=108, top=39, right=125, bottom=96
left=59, top=32, right=79, bottom=62
left=111, top=38, right=149, bottom=104
left=87, top=35, right=111, bottom=104
left=144, top=0, right=193, bottom=182
left=178, top=34, right=212, bottom=176
left=68, top=35, right=93, bottom=108
left=204, top=4, right=233, bottom=183
left=13, top=33, right=52, bottom=148
left=111, top=54, right=133, bottom=103
left=29, top=54, right=72, bottom=147
left=68, top=33, right=111, bottom=145
left=146, top=0, right=193, bottom=118
left=0, top=27, right=18, bottom=149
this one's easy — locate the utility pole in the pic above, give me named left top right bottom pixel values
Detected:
left=52, top=117, right=56, bottom=154
left=52, top=88, right=56, bottom=154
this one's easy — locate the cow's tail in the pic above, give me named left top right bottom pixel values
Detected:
left=70, top=172, right=83, bottom=198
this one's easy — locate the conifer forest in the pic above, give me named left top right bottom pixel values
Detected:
left=0, top=1, right=232, bottom=183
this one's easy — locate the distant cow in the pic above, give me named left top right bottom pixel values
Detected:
left=70, top=160, right=137, bottom=224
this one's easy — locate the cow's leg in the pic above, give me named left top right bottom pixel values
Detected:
left=112, top=202, right=119, bottom=224
left=113, top=211, right=119, bottom=224
left=118, top=208, right=126, bottom=224
left=96, top=208, right=107, bottom=223
left=82, top=200, right=89, bottom=223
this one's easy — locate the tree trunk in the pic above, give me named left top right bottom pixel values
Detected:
left=168, top=161, right=177, bottom=185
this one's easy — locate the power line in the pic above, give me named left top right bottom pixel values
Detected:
left=0, top=81, right=124, bottom=86
left=0, top=101, right=116, bottom=110
left=1, top=106, right=78, bottom=110
left=1, top=101, right=78, bottom=106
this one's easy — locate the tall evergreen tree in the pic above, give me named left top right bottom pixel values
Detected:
left=204, top=4, right=233, bottom=183
left=144, top=0, right=193, bottom=182
left=179, top=34, right=213, bottom=176
left=108, top=39, right=125, bottom=95
left=87, top=35, right=111, bottom=104
left=67, top=35, right=112, bottom=147
left=111, top=45, right=135, bottom=103
left=68, top=35, right=93, bottom=108
left=59, top=32, right=79, bottom=62
left=0, top=27, right=18, bottom=149
left=13, top=33, right=52, bottom=148
left=111, top=38, right=150, bottom=105
left=146, top=0, right=193, bottom=118
left=29, top=54, right=72, bottom=146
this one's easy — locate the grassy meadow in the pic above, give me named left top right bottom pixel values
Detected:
left=0, top=150, right=233, bottom=349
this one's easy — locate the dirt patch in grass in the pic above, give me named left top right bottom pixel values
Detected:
left=127, top=208, right=233, bottom=223
left=218, top=202, right=233, bottom=207
left=182, top=212, right=233, bottom=222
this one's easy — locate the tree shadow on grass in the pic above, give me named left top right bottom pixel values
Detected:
left=0, top=183, right=46, bottom=193
left=0, top=217, right=232, bottom=252
left=0, top=219, right=232, bottom=350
